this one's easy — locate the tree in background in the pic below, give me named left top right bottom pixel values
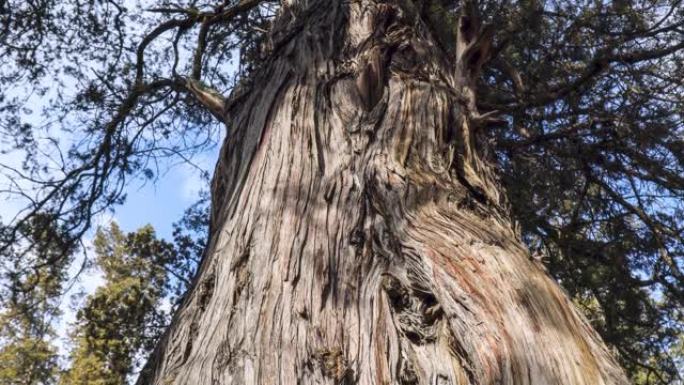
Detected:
left=0, top=1, right=682, bottom=384
left=0, top=216, right=72, bottom=385
left=60, top=223, right=171, bottom=385
left=61, top=198, right=208, bottom=385
left=0, top=198, right=207, bottom=385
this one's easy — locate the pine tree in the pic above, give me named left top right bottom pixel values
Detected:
left=61, top=224, right=172, bottom=385
left=0, top=216, right=70, bottom=385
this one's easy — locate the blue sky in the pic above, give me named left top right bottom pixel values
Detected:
left=0, top=17, right=234, bottom=357
left=0, top=0, right=237, bottom=366
left=112, top=149, right=217, bottom=239
left=0, top=131, right=218, bottom=240
left=0, top=137, right=218, bottom=359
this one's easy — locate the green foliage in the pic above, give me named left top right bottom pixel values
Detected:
left=61, top=223, right=173, bottom=385
left=477, top=2, right=684, bottom=382
left=0, top=215, right=71, bottom=385
left=60, top=197, right=207, bottom=384
left=0, top=338, right=60, bottom=385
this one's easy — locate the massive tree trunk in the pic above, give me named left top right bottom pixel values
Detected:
left=138, top=1, right=628, bottom=384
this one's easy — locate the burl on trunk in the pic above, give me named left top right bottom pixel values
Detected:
left=138, top=1, right=628, bottom=384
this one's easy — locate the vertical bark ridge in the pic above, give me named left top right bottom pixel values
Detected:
left=137, top=1, right=629, bottom=384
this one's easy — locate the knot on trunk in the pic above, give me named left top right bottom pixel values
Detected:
left=381, top=274, right=445, bottom=345
left=313, top=347, right=355, bottom=384
left=197, top=270, right=216, bottom=312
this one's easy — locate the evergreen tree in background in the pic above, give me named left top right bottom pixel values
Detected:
left=60, top=223, right=171, bottom=385
left=61, top=197, right=208, bottom=385
left=0, top=216, right=71, bottom=385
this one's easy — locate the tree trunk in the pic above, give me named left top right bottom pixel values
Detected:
left=138, top=1, right=628, bottom=384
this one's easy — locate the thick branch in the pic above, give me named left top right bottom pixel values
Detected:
left=182, top=78, right=227, bottom=121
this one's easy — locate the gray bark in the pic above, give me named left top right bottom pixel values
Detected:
left=138, top=1, right=629, bottom=384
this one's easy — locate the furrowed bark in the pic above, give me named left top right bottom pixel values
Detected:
left=137, top=1, right=629, bottom=384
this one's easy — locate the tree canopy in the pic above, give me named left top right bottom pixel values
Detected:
left=0, top=1, right=682, bottom=384
left=61, top=223, right=176, bottom=385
